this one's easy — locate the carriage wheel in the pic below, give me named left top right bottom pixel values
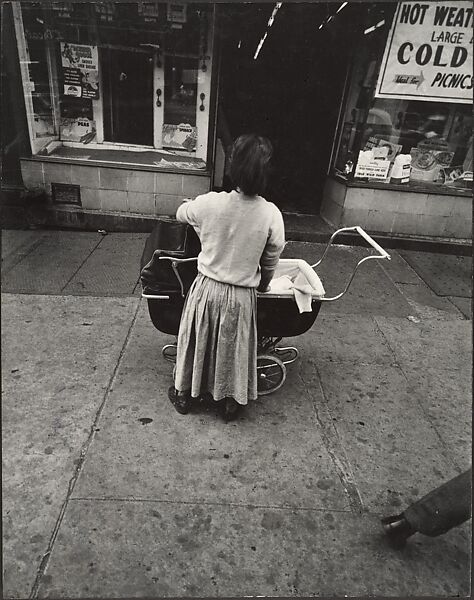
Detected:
left=257, top=354, right=286, bottom=396
left=162, top=344, right=177, bottom=363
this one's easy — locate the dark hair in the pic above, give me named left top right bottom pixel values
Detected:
left=229, top=134, right=273, bottom=196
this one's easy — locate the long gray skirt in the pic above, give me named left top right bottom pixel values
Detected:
left=174, top=273, right=258, bottom=405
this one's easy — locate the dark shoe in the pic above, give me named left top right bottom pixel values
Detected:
left=168, top=386, right=192, bottom=415
left=222, top=397, right=242, bottom=423
left=381, top=514, right=416, bottom=548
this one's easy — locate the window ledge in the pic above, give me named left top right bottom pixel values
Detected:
left=21, top=154, right=211, bottom=176
left=331, top=173, right=472, bottom=197
left=22, top=143, right=211, bottom=176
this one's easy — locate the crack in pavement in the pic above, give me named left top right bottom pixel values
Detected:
left=68, top=496, right=353, bottom=513
left=299, top=369, right=364, bottom=514
left=28, top=297, right=142, bottom=599
left=1, top=236, right=45, bottom=276
left=372, top=316, right=465, bottom=475
left=60, top=236, right=106, bottom=293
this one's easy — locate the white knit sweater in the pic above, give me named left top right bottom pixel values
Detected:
left=176, top=190, right=285, bottom=288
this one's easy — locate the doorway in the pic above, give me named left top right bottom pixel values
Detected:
left=217, top=3, right=356, bottom=214
left=101, top=48, right=154, bottom=146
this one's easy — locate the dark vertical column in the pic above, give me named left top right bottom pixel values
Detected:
left=1, top=2, right=32, bottom=191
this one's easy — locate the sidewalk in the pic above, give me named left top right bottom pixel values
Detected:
left=1, top=229, right=472, bottom=598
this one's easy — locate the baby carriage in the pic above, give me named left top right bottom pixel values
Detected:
left=140, top=218, right=390, bottom=396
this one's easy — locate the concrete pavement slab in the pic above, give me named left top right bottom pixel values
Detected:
left=63, top=233, right=148, bottom=296
left=1, top=230, right=45, bottom=273
left=396, top=282, right=465, bottom=321
left=283, top=242, right=412, bottom=317
left=287, top=313, right=396, bottom=366
left=378, top=250, right=469, bottom=320
left=2, top=230, right=471, bottom=598
left=1, top=293, right=139, bottom=598
left=447, top=295, right=472, bottom=319
left=2, top=229, right=39, bottom=255
left=72, top=302, right=349, bottom=510
left=400, top=251, right=472, bottom=298
left=374, top=316, right=471, bottom=372
left=311, top=361, right=461, bottom=512
left=402, top=365, right=472, bottom=472
left=378, top=251, right=425, bottom=285
left=1, top=232, right=101, bottom=294
left=37, top=499, right=470, bottom=598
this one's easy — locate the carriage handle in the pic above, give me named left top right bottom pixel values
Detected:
left=141, top=256, right=198, bottom=299
left=157, top=255, right=198, bottom=297
left=312, top=226, right=391, bottom=302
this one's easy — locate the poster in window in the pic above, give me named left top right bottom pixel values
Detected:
left=61, top=43, right=99, bottom=99
left=354, top=150, right=391, bottom=181
left=375, top=1, right=473, bottom=103
left=163, top=123, right=197, bottom=151
left=60, top=118, right=96, bottom=143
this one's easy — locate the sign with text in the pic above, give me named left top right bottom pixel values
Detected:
left=375, top=1, right=473, bottom=103
left=61, top=43, right=99, bottom=99
left=354, top=157, right=391, bottom=181
left=162, top=123, right=197, bottom=151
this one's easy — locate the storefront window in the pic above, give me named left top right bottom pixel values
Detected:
left=332, top=1, right=473, bottom=194
left=27, top=38, right=57, bottom=140
left=15, top=2, right=214, bottom=167
left=163, top=56, right=198, bottom=150
left=16, top=2, right=58, bottom=143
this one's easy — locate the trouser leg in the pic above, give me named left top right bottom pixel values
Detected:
left=404, top=468, right=472, bottom=537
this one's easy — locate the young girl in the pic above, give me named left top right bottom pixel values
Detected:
left=168, top=134, right=285, bottom=421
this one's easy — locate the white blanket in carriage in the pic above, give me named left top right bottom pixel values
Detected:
left=260, top=259, right=326, bottom=313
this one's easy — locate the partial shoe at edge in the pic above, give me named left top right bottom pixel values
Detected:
left=222, top=397, right=242, bottom=422
left=381, top=514, right=416, bottom=548
left=168, top=386, right=192, bottom=415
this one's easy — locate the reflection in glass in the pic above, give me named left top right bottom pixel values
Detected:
left=26, top=39, right=56, bottom=138
left=101, top=48, right=154, bottom=146
left=332, top=33, right=473, bottom=191
left=163, top=56, right=198, bottom=151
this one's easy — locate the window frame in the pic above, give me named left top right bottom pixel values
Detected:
left=13, top=1, right=216, bottom=170
left=329, top=3, right=473, bottom=197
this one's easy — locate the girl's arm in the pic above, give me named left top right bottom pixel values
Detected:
left=176, top=196, right=203, bottom=227
left=258, top=207, right=285, bottom=292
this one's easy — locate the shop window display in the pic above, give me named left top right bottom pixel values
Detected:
left=15, top=2, right=214, bottom=166
left=335, top=100, right=473, bottom=194
left=349, top=99, right=472, bottom=191
left=332, top=2, right=473, bottom=195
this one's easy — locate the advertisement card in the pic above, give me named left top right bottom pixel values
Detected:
left=410, top=147, right=455, bottom=181
left=162, top=123, right=197, bottom=151
left=354, top=150, right=391, bottom=181
left=375, top=1, right=472, bottom=103
left=61, top=43, right=99, bottom=99
left=60, top=118, right=96, bottom=143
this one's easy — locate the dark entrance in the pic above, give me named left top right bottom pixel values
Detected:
left=217, top=3, right=359, bottom=214
left=102, top=48, right=153, bottom=146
